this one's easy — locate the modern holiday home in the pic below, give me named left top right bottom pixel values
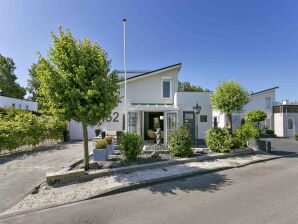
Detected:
left=213, top=86, right=278, bottom=131
left=69, top=63, right=212, bottom=145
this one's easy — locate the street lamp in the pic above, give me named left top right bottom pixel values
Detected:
left=193, top=103, right=202, bottom=114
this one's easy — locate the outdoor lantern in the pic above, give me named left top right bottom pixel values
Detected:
left=160, top=115, right=164, bottom=120
left=193, top=103, right=202, bottom=114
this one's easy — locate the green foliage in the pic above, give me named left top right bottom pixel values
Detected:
left=0, top=53, right=26, bottom=99
left=27, top=63, right=40, bottom=101
left=295, top=132, right=298, bottom=141
left=95, top=139, right=108, bottom=149
left=206, top=128, right=232, bottom=153
left=235, top=122, right=260, bottom=147
left=263, top=127, right=275, bottom=136
left=245, top=110, right=267, bottom=129
left=34, top=27, right=121, bottom=169
left=212, top=80, right=249, bottom=131
left=0, top=108, right=65, bottom=152
left=178, top=81, right=210, bottom=92
left=104, top=136, right=113, bottom=144
left=119, top=132, right=143, bottom=161
left=168, top=125, right=193, bottom=157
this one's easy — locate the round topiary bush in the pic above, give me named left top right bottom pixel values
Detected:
left=295, top=132, right=298, bottom=141
left=206, top=127, right=232, bottom=153
left=168, top=125, right=193, bottom=157
left=119, top=132, right=144, bottom=161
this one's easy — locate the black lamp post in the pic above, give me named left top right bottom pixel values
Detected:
left=193, top=103, right=202, bottom=146
left=193, top=103, right=202, bottom=114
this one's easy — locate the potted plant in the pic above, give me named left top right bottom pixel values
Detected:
left=93, top=139, right=108, bottom=161
left=105, top=136, right=114, bottom=154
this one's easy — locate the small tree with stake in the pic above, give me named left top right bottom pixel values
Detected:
left=34, top=27, right=121, bottom=170
left=212, top=80, right=249, bottom=132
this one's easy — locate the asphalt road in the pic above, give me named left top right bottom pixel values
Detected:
left=267, top=138, right=298, bottom=155
left=0, top=141, right=92, bottom=212
left=2, top=155, right=298, bottom=224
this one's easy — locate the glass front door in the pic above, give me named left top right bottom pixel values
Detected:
left=183, top=111, right=195, bottom=141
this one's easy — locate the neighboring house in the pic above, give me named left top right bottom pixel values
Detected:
left=273, top=101, right=298, bottom=137
left=69, top=63, right=212, bottom=145
left=0, top=95, right=38, bottom=111
left=213, top=87, right=278, bottom=131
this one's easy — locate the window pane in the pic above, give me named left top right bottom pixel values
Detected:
left=265, top=97, right=271, bottom=109
left=288, top=119, right=293, bottom=129
left=128, top=112, right=138, bottom=132
left=163, top=81, right=170, bottom=98
left=200, top=115, right=207, bottom=122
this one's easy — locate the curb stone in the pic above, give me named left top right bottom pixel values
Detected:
left=1, top=152, right=294, bottom=220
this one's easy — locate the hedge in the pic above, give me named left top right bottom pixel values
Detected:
left=0, top=108, right=65, bottom=152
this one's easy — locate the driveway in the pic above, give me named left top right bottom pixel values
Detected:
left=0, top=141, right=92, bottom=212
left=2, top=155, right=298, bottom=224
left=263, top=138, right=298, bottom=155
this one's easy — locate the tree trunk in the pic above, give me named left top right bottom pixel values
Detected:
left=82, top=123, right=90, bottom=170
left=228, top=113, right=233, bottom=133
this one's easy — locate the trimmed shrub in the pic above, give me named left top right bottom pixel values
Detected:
left=235, top=122, right=260, bottom=147
left=169, top=125, right=193, bottom=157
left=104, top=136, right=113, bottom=144
left=231, top=134, right=241, bottom=149
left=206, top=128, right=232, bottom=153
left=119, top=132, right=143, bottom=161
left=295, top=132, right=298, bottom=141
left=264, top=128, right=275, bottom=136
left=244, top=110, right=267, bottom=129
left=95, top=139, right=108, bottom=149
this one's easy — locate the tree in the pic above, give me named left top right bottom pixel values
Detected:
left=34, top=27, right=121, bottom=170
left=27, top=63, right=39, bottom=100
left=179, top=81, right=209, bottom=92
left=244, top=110, right=267, bottom=130
left=0, top=53, right=26, bottom=99
left=212, top=80, right=249, bottom=132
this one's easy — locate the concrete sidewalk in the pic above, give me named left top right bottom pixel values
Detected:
left=0, top=141, right=92, bottom=212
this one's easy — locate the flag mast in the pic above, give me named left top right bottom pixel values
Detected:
left=123, top=18, right=127, bottom=132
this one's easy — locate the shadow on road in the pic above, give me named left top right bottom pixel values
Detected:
left=0, top=141, right=82, bottom=166
left=146, top=172, right=232, bottom=196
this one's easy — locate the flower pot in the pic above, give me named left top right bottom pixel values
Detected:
left=93, top=148, right=108, bottom=161
left=107, top=144, right=115, bottom=154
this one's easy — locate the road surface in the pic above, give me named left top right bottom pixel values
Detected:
left=1, top=154, right=298, bottom=224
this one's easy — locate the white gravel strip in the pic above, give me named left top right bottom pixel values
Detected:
left=4, top=153, right=276, bottom=215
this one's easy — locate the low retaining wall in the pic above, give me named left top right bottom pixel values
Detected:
left=248, top=139, right=271, bottom=152
left=46, top=148, right=253, bottom=185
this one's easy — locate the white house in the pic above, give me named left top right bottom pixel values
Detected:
left=69, top=63, right=212, bottom=145
left=273, top=101, right=298, bottom=137
left=213, top=87, right=278, bottom=131
left=0, top=95, right=38, bottom=111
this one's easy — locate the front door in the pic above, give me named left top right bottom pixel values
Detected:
left=287, top=117, right=295, bottom=137
left=183, top=111, right=195, bottom=142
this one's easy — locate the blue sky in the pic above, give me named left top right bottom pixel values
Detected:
left=1, top=0, right=298, bottom=101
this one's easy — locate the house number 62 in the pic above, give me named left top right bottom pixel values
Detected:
left=106, top=112, right=119, bottom=122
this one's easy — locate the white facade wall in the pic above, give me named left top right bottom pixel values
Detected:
left=0, top=96, right=38, bottom=111
left=274, top=112, right=298, bottom=137
left=175, top=92, right=212, bottom=139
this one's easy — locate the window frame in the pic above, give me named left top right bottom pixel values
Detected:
left=161, top=79, right=172, bottom=99
left=200, top=115, right=208, bottom=122
left=265, top=97, right=271, bottom=109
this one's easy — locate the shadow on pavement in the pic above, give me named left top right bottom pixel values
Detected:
left=146, top=172, right=232, bottom=196
left=0, top=141, right=82, bottom=166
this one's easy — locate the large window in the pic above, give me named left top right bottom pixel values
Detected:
left=167, top=112, right=177, bottom=142
left=128, top=112, right=138, bottom=132
left=162, top=80, right=171, bottom=98
left=265, top=97, right=271, bottom=109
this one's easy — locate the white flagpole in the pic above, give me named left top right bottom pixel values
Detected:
left=123, top=18, right=127, bottom=132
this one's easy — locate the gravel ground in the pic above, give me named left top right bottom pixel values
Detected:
left=4, top=153, right=276, bottom=215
